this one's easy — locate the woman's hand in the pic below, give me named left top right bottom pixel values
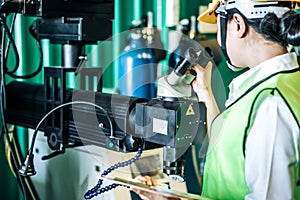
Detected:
left=191, top=62, right=220, bottom=136
left=135, top=175, right=157, bottom=187
left=132, top=176, right=180, bottom=200
left=131, top=175, right=158, bottom=200
left=191, top=62, right=214, bottom=102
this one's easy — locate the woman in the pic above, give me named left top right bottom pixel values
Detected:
left=196, top=0, right=300, bottom=199
left=137, top=0, right=300, bottom=199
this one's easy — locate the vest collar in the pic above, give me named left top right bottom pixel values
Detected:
left=226, top=53, right=299, bottom=107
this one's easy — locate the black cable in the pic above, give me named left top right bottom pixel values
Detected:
left=2, top=129, right=25, bottom=198
left=4, top=13, right=17, bottom=66
left=2, top=128, right=38, bottom=200
left=0, top=15, right=37, bottom=200
left=6, top=17, right=43, bottom=79
left=0, top=47, right=30, bottom=200
left=6, top=39, right=43, bottom=79
left=27, top=101, right=115, bottom=156
left=0, top=14, right=43, bottom=79
left=11, top=129, right=40, bottom=199
left=1, top=14, right=8, bottom=143
left=0, top=14, right=20, bottom=74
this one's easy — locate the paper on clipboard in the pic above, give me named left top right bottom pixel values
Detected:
left=101, top=176, right=212, bottom=200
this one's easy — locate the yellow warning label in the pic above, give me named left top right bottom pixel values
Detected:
left=186, top=103, right=195, bottom=116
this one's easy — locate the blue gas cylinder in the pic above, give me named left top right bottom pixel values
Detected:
left=118, top=29, right=156, bottom=99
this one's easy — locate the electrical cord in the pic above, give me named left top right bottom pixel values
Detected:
left=0, top=14, right=19, bottom=74
left=2, top=127, right=39, bottom=200
left=22, top=100, right=115, bottom=171
left=2, top=128, right=29, bottom=199
left=0, top=15, right=7, bottom=142
left=0, top=13, right=43, bottom=197
left=11, top=127, right=40, bottom=199
left=20, top=100, right=139, bottom=199
left=4, top=13, right=17, bottom=67
left=0, top=14, right=39, bottom=199
left=6, top=39, right=43, bottom=79
left=7, top=19, right=44, bottom=79
left=4, top=125, right=17, bottom=175
left=0, top=14, right=43, bottom=79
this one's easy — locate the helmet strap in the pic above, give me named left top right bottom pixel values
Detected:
left=220, top=11, right=231, bottom=63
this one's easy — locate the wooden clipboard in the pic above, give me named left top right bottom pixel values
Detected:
left=101, top=176, right=212, bottom=200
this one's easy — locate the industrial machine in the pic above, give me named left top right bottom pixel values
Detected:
left=0, top=0, right=212, bottom=199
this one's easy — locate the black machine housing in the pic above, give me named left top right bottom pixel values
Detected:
left=2, top=0, right=207, bottom=180
left=6, top=68, right=207, bottom=153
left=6, top=66, right=207, bottom=179
left=0, top=0, right=114, bottom=43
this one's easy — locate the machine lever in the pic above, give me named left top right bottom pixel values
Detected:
left=41, top=149, right=65, bottom=160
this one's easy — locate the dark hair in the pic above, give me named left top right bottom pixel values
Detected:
left=227, top=7, right=300, bottom=47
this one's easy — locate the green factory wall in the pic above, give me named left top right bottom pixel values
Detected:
left=0, top=0, right=240, bottom=199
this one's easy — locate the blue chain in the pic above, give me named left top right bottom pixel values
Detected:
left=84, top=148, right=143, bottom=199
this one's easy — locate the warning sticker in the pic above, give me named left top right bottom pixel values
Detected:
left=186, top=103, right=195, bottom=116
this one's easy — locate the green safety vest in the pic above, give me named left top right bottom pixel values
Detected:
left=202, top=69, right=300, bottom=200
